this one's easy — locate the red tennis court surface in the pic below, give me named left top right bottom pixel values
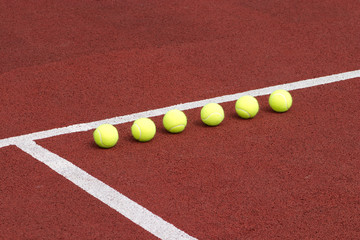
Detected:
left=1, top=1, right=360, bottom=239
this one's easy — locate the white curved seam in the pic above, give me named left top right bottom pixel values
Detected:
left=134, top=123, right=141, bottom=140
left=202, top=112, right=223, bottom=121
left=278, top=93, right=288, bottom=109
left=98, top=129, right=104, bottom=146
left=96, top=129, right=111, bottom=147
left=236, top=108, right=251, bottom=118
left=169, top=124, right=185, bottom=131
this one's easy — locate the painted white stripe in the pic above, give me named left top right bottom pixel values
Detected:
left=16, top=140, right=197, bottom=240
left=1, top=69, right=359, bottom=148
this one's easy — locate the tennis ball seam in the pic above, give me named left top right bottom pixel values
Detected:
left=95, top=129, right=111, bottom=147
left=201, top=112, right=223, bottom=121
left=235, top=108, right=251, bottom=118
left=169, top=124, right=185, bottom=132
left=277, top=93, right=289, bottom=110
left=133, top=123, right=142, bottom=140
left=96, top=129, right=106, bottom=147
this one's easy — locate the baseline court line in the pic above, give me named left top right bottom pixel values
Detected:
left=17, top=140, right=197, bottom=240
left=1, top=69, right=359, bottom=148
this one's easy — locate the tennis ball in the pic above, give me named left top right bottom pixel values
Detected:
left=201, top=103, right=224, bottom=126
left=235, top=95, right=259, bottom=119
left=269, top=89, right=293, bottom=112
left=131, top=118, right=156, bottom=142
left=93, top=124, right=119, bottom=148
left=163, top=109, right=187, bottom=133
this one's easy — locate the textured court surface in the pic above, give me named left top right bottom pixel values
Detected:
left=1, top=1, right=360, bottom=239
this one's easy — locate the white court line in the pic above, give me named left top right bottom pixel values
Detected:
left=3, top=69, right=360, bottom=239
left=1, top=69, right=359, bottom=148
left=17, top=140, right=197, bottom=240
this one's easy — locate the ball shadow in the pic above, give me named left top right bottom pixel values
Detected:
left=193, top=119, right=208, bottom=128
left=229, top=111, right=240, bottom=120
left=262, top=105, right=276, bottom=114
left=89, top=141, right=99, bottom=149
left=159, top=127, right=170, bottom=135
left=124, top=134, right=138, bottom=143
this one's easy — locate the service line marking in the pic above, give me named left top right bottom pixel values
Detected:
left=17, top=140, right=197, bottom=240
left=1, top=69, right=359, bottom=149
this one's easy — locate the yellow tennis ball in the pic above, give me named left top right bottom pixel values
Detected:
left=269, top=89, right=293, bottom=112
left=163, top=109, right=187, bottom=133
left=131, top=118, right=156, bottom=142
left=93, top=124, right=119, bottom=148
left=235, top=95, right=259, bottom=119
left=201, top=103, right=225, bottom=126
